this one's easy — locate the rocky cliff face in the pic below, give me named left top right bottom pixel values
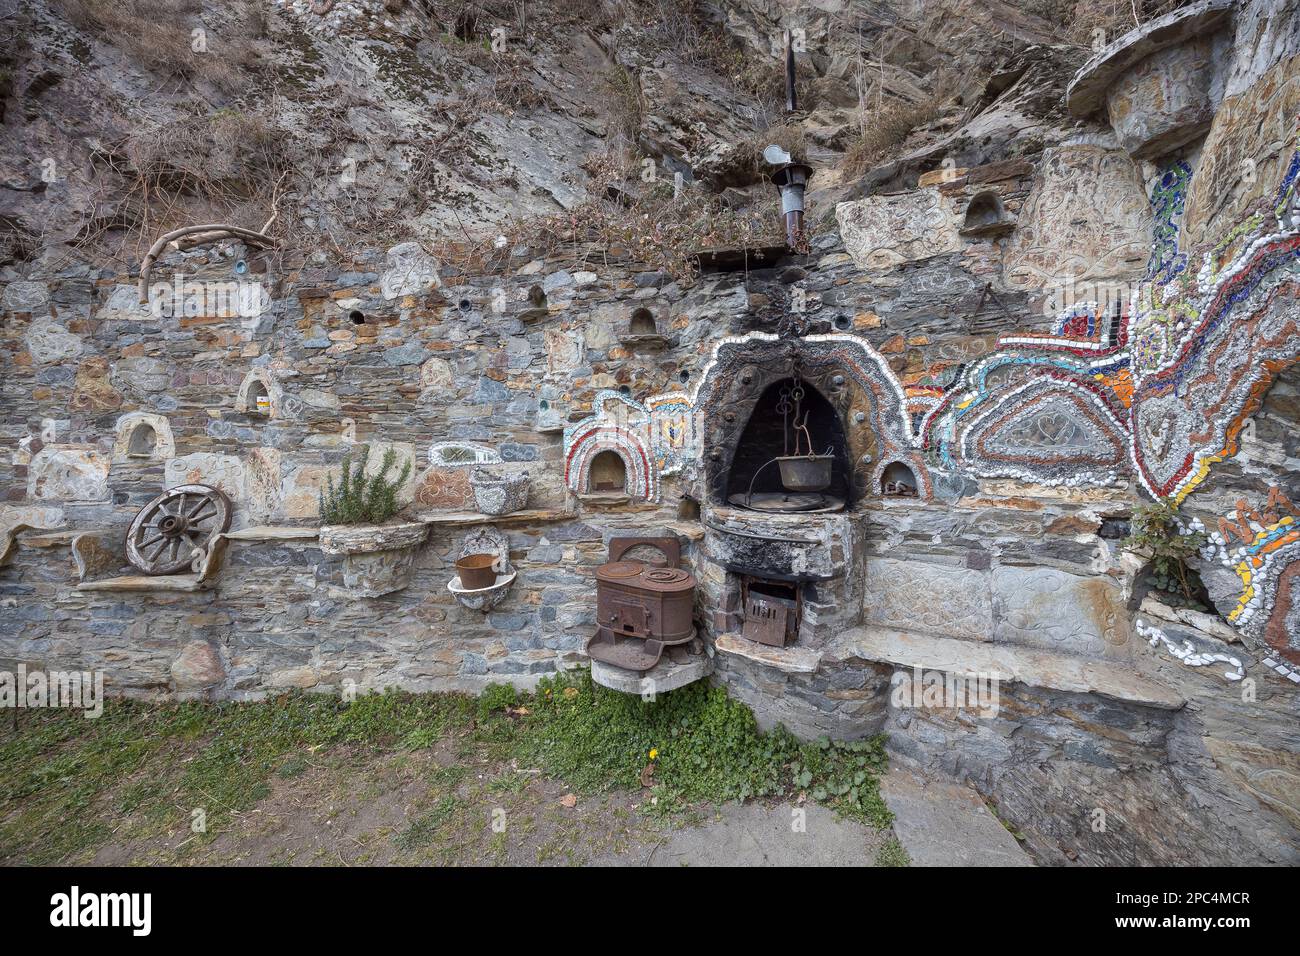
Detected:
left=0, top=0, right=1102, bottom=262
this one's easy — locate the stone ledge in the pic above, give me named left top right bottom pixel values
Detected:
left=1066, top=0, right=1234, bottom=116
left=714, top=633, right=823, bottom=674
left=417, top=508, right=575, bottom=526
left=223, top=525, right=319, bottom=541
left=827, top=626, right=1185, bottom=710
left=591, top=653, right=713, bottom=694
left=77, top=573, right=207, bottom=593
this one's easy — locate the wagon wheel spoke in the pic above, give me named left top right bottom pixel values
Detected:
left=137, top=533, right=163, bottom=549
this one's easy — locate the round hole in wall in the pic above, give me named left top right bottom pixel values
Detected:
left=678, top=369, right=690, bottom=384
left=349, top=310, right=366, bottom=325
left=618, top=385, right=631, bottom=396
left=833, top=314, right=850, bottom=331
left=458, top=298, right=472, bottom=311
left=234, top=259, right=248, bottom=275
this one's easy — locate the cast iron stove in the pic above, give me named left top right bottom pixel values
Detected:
left=585, top=537, right=698, bottom=673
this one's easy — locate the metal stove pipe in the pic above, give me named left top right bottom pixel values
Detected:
left=770, top=162, right=813, bottom=248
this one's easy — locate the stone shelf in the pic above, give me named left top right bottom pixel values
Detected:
left=591, top=652, right=713, bottom=694
left=417, top=508, right=575, bottom=527
left=223, top=525, right=319, bottom=541
left=77, top=573, right=207, bottom=593
left=1066, top=0, right=1233, bottom=116
left=714, top=633, right=823, bottom=674
left=827, top=626, right=1185, bottom=710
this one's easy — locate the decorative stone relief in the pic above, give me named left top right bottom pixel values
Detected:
left=1181, top=52, right=1300, bottom=252
left=992, top=565, right=1128, bottom=657
left=165, top=453, right=247, bottom=512
left=545, top=328, right=584, bottom=374
left=835, top=188, right=961, bottom=271
left=379, top=241, right=441, bottom=300
left=1002, top=145, right=1153, bottom=290
left=23, top=321, right=83, bottom=364
left=863, top=557, right=992, bottom=641
left=27, top=446, right=110, bottom=501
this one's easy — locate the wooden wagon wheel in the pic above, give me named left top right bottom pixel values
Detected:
left=126, top=484, right=232, bottom=575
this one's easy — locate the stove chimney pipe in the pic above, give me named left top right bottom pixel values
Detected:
left=770, top=162, right=813, bottom=248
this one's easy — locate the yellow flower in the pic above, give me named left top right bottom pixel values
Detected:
left=649, top=748, right=659, bottom=761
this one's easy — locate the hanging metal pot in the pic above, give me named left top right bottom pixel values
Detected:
left=776, top=453, right=834, bottom=492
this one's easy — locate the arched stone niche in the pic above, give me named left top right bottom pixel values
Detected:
left=235, top=368, right=283, bottom=418
left=960, top=191, right=1014, bottom=238
left=112, top=412, right=176, bottom=463
left=692, top=333, right=914, bottom=508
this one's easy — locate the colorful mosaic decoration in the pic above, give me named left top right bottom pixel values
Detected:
left=1204, top=491, right=1300, bottom=662
left=645, top=392, right=693, bottom=476
left=563, top=391, right=659, bottom=501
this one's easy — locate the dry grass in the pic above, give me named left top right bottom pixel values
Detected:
left=843, top=95, right=950, bottom=177
left=1023, top=0, right=1196, bottom=46
left=602, top=65, right=645, bottom=144
left=53, top=0, right=264, bottom=93
left=431, top=150, right=785, bottom=285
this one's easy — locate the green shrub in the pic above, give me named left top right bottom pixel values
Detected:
left=1125, top=499, right=1210, bottom=609
left=319, top=444, right=412, bottom=526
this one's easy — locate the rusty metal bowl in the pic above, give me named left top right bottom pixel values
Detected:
left=455, top=553, right=499, bottom=590
left=776, top=454, right=833, bottom=492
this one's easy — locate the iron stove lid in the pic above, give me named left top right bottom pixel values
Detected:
left=596, top=560, right=647, bottom=582
left=637, top=567, right=695, bottom=592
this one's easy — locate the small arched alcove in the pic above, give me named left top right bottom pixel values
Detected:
left=126, top=422, right=158, bottom=459
left=246, top=379, right=270, bottom=416
left=724, top=377, right=852, bottom=509
left=880, top=461, right=919, bottom=497
left=630, top=308, right=656, bottom=335
left=588, top=450, right=627, bottom=493
left=960, top=190, right=1014, bottom=238
left=623, top=306, right=666, bottom=349
left=235, top=368, right=282, bottom=419
left=111, top=412, right=176, bottom=463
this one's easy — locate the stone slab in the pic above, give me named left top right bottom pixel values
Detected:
left=222, top=526, right=320, bottom=541
left=77, top=574, right=207, bottom=592
left=591, top=653, right=713, bottom=694
left=879, top=769, right=1034, bottom=867
left=418, top=508, right=575, bottom=526
left=714, top=633, right=823, bottom=674
left=830, top=626, right=1184, bottom=709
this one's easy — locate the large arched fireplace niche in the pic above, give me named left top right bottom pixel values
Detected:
left=697, top=336, right=917, bottom=513
left=723, top=377, right=855, bottom=512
